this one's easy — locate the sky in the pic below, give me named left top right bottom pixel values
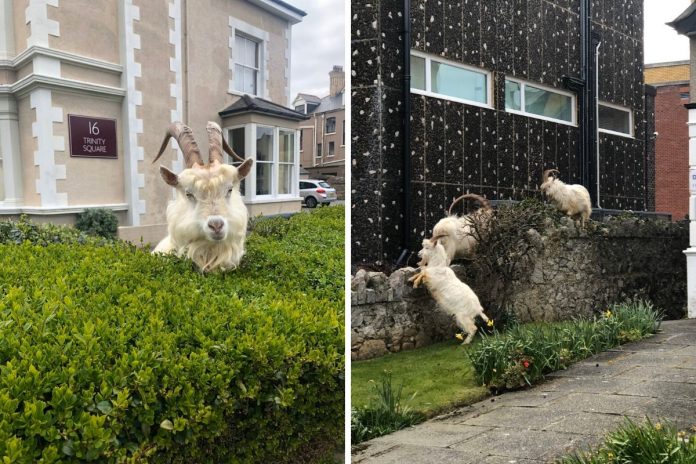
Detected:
left=644, top=0, right=690, bottom=64
left=288, top=0, right=346, bottom=101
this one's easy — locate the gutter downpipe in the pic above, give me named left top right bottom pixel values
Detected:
left=395, top=0, right=412, bottom=267
left=595, top=39, right=602, bottom=208
left=579, top=0, right=589, bottom=189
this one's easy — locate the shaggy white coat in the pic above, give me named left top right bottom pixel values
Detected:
left=154, top=163, right=248, bottom=272
left=430, top=207, right=492, bottom=265
left=411, top=240, right=490, bottom=344
left=540, top=174, right=591, bottom=225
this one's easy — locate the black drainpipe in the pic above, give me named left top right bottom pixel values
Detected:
left=395, top=0, right=412, bottom=267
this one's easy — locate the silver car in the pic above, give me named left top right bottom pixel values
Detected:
left=299, top=179, right=337, bottom=208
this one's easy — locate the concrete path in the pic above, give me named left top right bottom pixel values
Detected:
left=352, top=319, right=696, bottom=464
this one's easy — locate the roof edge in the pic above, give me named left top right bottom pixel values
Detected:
left=246, top=0, right=306, bottom=24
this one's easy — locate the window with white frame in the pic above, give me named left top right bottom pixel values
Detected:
left=234, top=34, right=260, bottom=95
left=255, top=126, right=274, bottom=195
left=227, top=127, right=246, bottom=196
left=316, top=143, right=322, bottom=157
left=326, top=117, right=336, bottom=134
left=328, top=141, right=335, bottom=157
left=278, top=130, right=295, bottom=195
left=505, top=78, right=576, bottom=125
left=598, top=102, right=632, bottom=137
left=410, top=51, right=490, bottom=106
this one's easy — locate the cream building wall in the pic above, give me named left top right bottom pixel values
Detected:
left=0, top=0, right=304, bottom=242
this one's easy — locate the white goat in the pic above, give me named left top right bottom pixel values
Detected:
left=429, top=194, right=493, bottom=265
left=410, top=239, right=490, bottom=344
left=540, top=168, right=592, bottom=226
left=152, top=121, right=253, bottom=272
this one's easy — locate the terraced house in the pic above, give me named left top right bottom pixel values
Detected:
left=351, top=0, right=656, bottom=267
left=0, top=0, right=306, bottom=243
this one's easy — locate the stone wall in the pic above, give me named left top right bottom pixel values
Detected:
left=351, top=217, right=688, bottom=360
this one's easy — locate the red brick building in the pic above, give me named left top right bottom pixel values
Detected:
left=645, top=61, right=690, bottom=220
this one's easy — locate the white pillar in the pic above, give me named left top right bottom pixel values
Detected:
left=0, top=96, right=23, bottom=207
left=684, top=108, right=696, bottom=318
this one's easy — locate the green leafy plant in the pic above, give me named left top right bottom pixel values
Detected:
left=0, top=215, right=103, bottom=246
left=0, top=207, right=344, bottom=463
left=75, top=208, right=119, bottom=239
left=468, top=300, right=661, bottom=391
left=557, top=418, right=696, bottom=464
left=351, top=372, right=423, bottom=444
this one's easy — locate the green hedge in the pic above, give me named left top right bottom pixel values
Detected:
left=468, top=300, right=661, bottom=391
left=0, top=207, right=344, bottom=463
left=0, top=216, right=101, bottom=246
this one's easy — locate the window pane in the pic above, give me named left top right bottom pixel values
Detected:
left=279, top=130, right=294, bottom=162
left=256, top=163, right=271, bottom=195
left=256, top=126, right=273, bottom=161
left=228, top=128, right=245, bottom=158
left=505, top=80, right=521, bottom=111
left=244, top=67, right=257, bottom=94
left=317, top=143, right=322, bottom=157
left=278, top=164, right=293, bottom=194
left=329, top=141, right=335, bottom=156
left=431, top=61, right=487, bottom=103
left=326, top=117, right=336, bottom=133
left=318, top=181, right=331, bottom=188
left=411, top=54, right=425, bottom=90
left=525, top=85, right=572, bottom=122
left=234, top=64, right=244, bottom=92
left=235, top=35, right=246, bottom=62
left=599, top=104, right=631, bottom=134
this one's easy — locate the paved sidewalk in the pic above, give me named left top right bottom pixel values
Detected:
left=352, top=319, right=696, bottom=464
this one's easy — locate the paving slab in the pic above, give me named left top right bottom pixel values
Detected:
left=352, top=319, right=696, bottom=463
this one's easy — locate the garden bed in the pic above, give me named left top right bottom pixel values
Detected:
left=0, top=207, right=344, bottom=463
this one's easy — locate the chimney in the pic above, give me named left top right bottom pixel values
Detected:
left=329, top=65, right=344, bottom=97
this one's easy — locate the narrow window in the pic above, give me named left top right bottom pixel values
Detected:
left=255, top=126, right=274, bottom=195
left=328, top=141, right=335, bottom=157
left=505, top=78, right=576, bottom=125
left=326, top=117, right=336, bottom=134
left=278, top=129, right=295, bottom=195
left=300, top=129, right=304, bottom=151
left=409, top=51, right=490, bottom=107
left=234, top=34, right=259, bottom=95
left=598, top=103, right=633, bottom=137
left=316, top=143, right=322, bottom=157
left=342, top=119, right=345, bottom=145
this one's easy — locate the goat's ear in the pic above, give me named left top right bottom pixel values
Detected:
left=237, top=158, right=254, bottom=179
left=160, top=166, right=179, bottom=186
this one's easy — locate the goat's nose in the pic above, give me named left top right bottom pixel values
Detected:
left=207, top=217, right=224, bottom=233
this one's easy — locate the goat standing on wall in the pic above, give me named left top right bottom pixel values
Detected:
left=428, top=194, right=493, bottom=265
left=152, top=121, right=253, bottom=272
left=540, top=169, right=592, bottom=226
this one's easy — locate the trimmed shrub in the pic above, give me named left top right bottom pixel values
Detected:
left=556, top=418, right=696, bottom=464
left=75, top=208, right=119, bottom=240
left=0, top=207, right=344, bottom=463
left=0, top=215, right=98, bottom=246
left=468, top=300, right=661, bottom=391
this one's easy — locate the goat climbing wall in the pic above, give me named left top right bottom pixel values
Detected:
left=351, top=0, right=654, bottom=268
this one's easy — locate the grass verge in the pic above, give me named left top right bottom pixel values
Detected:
left=556, top=418, right=696, bottom=463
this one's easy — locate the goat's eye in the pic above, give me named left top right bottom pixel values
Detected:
left=225, top=187, right=234, bottom=199
left=185, top=192, right=196, bottom=201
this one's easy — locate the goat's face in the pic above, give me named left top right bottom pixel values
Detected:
left=160, top=160, right=253, bottom=243
left=417, top=238, right=448, bottom=267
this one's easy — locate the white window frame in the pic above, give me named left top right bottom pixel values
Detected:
left=225, top=124, right=300, bottom=204
left=410, top=50, right=493, bottom=109
left=229, top=18, right=269, bottom=98
left=225, top=124, right=248, bottom=198
left=328, top=141, right=335, bottom=157
left=598, top=101, right=634, bottom=138
left=505, top=77, right=577, bottom=126
left=233, top=33, right=260, bottom=96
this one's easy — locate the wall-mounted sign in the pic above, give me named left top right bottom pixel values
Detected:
left=691, top=168, right=696, bottom=193
left=68, top=115, right=117, bottom=159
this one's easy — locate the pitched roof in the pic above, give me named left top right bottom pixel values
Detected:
left=668, top=3, right=696, bottom=35
left=311, top=91, right=344, bottom=114
left=219, top=94, right=309, bottom=121
left=295, top=93, right=322, bottom=104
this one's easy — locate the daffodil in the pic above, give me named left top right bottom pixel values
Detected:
left=455, top=333, right=464, bottom=341
left=487, top=319, right=494, bottom=327
left=655, top=423, right=662, bottom=431
left=604, top=310, right=612, bottom=318
left=678, top=431, right=687, bottom=439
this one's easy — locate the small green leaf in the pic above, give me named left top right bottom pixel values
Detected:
left=160, top=419, right=174, bottom=431
left=96, top=400, right=112, bottom=415
left=62, top=440, right=74, bottom=456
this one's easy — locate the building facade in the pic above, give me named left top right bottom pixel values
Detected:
left=352, top=0, right=655, bottom=267
left=0, top=0, right=305, bottom=243
left=645, top=61, right=690, bottom=221
left=294, top=65, right=346, bottom=198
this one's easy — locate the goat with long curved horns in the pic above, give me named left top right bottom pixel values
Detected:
left=152, top=121, right=253, bottom=272
left=540, top=168, right=591, bottom=226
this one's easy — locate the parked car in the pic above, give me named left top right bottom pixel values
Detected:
left=299, top=179, right=337, bottom=208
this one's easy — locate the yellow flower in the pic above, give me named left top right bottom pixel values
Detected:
left=455, top=333, right=464, bottom=341
left=604, top=310, right=612, bottom=318
left=607, top=451, right=614, bottom=460
left=678, top=431, right=687, bottom=439
left=487, top=319, right=494, bottom=327
left=655, top=423, right=662, bottom=431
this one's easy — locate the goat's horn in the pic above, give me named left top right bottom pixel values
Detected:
left=222, top=137, right=246, bottom=163
left=206, top=121, right=225, bottom=165
left=448, top=193, right=489, bottom=216
left=153, top=122, right=204, bottom=168
left=430, top=233, right=448, bottom=244
left=542, top=168, right=556, bottom=184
